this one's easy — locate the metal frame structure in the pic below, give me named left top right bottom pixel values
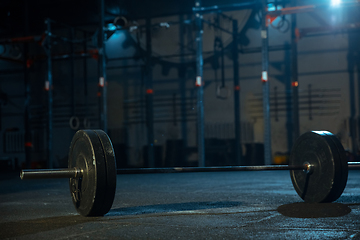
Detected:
left=145, top=18, right=155, bottom=167
left=193, top=1, right=263, bottom=166
left=193, top=0, right=360, bottom=165
left=99, top=0, right=108, bottom=132
left=0, top=20, right=96, bottom=169
left=232, top=19, right=242, bottom=165
left=45, top=19, right=54, bottom=169
left=267, top=0, right=360, bottom=155
left=261, top=0, right=272, bottom=165
left=11, top=0, right=359, bottom=169
left=40, top=18, right=101, bottom=168
left=290, top=0, right=300, bottom=144
left=195, top=0, right=205, bottom=167
left=193, top=2, right=250, bottom=166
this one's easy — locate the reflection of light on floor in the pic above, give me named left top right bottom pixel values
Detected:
left=107, top=201, right=242, bottom=216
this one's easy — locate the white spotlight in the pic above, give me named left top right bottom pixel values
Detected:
left=331, top=0, right=341, bottom=7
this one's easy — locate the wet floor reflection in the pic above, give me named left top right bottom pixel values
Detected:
left=108, top=201, right=242, bottom=216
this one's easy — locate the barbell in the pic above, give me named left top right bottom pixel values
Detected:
left=20, top=129, right=360, bottom=217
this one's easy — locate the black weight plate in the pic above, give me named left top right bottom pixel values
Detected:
left=68, top=130, right=108, bottom=216
left=300, top=131, right=346, bottom=203
left=289, top=131, right=346, bottom=203
left=321, top=131, right=348, bottom=202
left=93, top=130, right=117, bottom=216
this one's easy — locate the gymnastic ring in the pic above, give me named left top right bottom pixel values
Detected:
left=69, top=116, right=80, bottom=130
left=216, top=85, right=231, bottom=100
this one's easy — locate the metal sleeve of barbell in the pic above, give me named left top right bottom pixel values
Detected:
left=348, top=162, right=360, bottom=169
left=20, top=168, right=82, bottom=179
left=117, top=165, right=307, bottom=174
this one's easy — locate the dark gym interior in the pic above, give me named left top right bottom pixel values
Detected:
left=1, top=0, right=360, bottom=239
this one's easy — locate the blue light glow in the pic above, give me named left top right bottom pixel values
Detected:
left=331, top=0, right=341, bottom=7
left=107, top=23, right=117, bottom=31
left=108, top=31, right=124, bottom=41
left=267, top=3, right=276, bottom=11
left=267, top=3, right=282, bottom=11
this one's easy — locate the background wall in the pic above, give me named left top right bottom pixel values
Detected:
left=0, top=1, right=359, bottom=169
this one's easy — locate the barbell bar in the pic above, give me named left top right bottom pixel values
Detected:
left=20, top=162, right=360, bottom=179
left=21, top=163, right=360, bottom=178
left=19, top=129, right=360, bottom=217
left=348, top=162, right=360, bottom=167
left=21, top=164, right=309, bottom=179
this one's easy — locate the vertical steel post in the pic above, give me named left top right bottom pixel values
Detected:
left=261, top=1, right=272, bottom=165
left=24, top=0, right=31, bottom=168
left=180, top=14, right=188, bottom=163
left=291, top=0, right=300, bottom=142
left=348, top=31, right=359, bottom=153
left=24, top=47, right=31, bottom=167
left=348, top=53, right=356, bottom=153
left=46, top=18, right=53, bottom=169
left=358, top=60, right=360, bottom=152
left=83, top=32, right=88, bottom=97
left=145, top=18, right=155, bottom=167
left=232, top=19, right=242, bottom=165
left=83, top=32, right=88, bottom=120
left=195, top=0, right=205, bottom=167
left=99, top=0, right=107, bottom=132
left=70, top=28, right=76, bottom=121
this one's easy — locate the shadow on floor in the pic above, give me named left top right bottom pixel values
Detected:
left=277, top=202, right=352, bottom=218
left=0, top=215, right=99, bottom=239
left=107, top=201, right=242, bottom=216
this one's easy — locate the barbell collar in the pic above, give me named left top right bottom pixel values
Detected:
left=20, top=168, right=82, bottom=180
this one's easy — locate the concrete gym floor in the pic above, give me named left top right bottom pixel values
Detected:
left=1, top=170, right=360, bottom=239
